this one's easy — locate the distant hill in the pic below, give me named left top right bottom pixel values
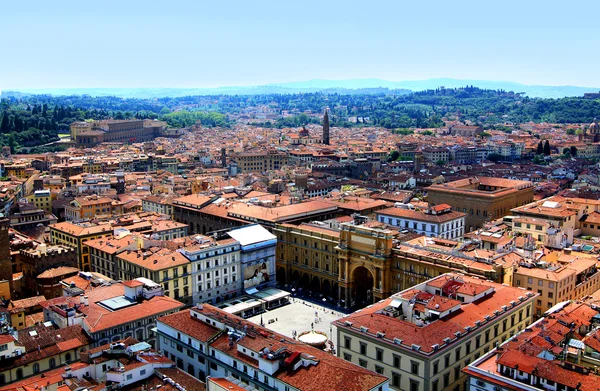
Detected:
left=2, top=78, right=599, bottom=99
left=269, top=78, right=600, bottom=99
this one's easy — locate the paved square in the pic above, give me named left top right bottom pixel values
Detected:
left=247, top=298, right=344, bottom=348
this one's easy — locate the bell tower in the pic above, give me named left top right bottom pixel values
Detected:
left=322, top=109, right=330, bottom=145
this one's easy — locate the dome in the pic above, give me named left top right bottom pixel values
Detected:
left=590, top=118, right=599, bottom=134
left=299, top=126, right=310, bottom=138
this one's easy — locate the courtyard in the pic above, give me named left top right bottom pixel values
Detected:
left=247, top=297, right=345, bottom=349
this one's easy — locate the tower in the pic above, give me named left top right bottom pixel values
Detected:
left=0, top=217, right=13, bottom=299
left=322, top=109, right=330, bottom=145
left=221, top=148, right=227, bottom=168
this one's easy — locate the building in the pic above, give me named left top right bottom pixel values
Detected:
left=513, top=248, right=600, bottom=318
left=336, top=219, right=398, bottom=308
left=142, top=194, right=175, bottom=217
left=178, top=235, right=242, bottom=306
left=41, top=280, right=183, bottom=347
left=449, top=125, right=483, bottom=137
left=18, top=244, right=77, bottom=297
left=50, top=221, right=116, bottom=271
left=156, top=303, right=390, bottom=390
left=376, top=204, right=466, bottom=239
left=26, top=189, right=52, bottom=214
left=427, top=177, right=534, bottom=230
left=116, top=246, right=192, bottom=305
left=334, top=273, right=537, bottom=391
left=226, top=224, right=276, bottom=292
left=6, top=296, right=46, bottom=330
left=36, top=266, right=79, bottom=299
left=64, top=195, right=124, bottom=221
left=8, top=201, right=57, bottom=231
left=0, top=219, right=11, bottom=299
left=74, top=119, right=164, bottom=147
left=0, top=324, right=90, bottom=386
left=233, top=150, right=288, bottom=173
left=274, top=222, right=341, bottom=302
left=0, top=337, right=205, bottom=390
left=463, top=301, right=600, bottom=391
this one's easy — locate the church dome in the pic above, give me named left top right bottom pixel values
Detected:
left=590, top=118, right=599, bottom=134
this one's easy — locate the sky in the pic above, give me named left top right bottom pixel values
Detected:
left=1, top=0, right=599, bottom=90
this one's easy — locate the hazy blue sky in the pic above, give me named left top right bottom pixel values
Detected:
left=1, top=0, right=598, bottom=89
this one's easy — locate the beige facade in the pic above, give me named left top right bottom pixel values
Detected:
left=335, top=274, right=537, bottom=391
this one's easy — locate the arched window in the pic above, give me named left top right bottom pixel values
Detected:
left=65, top=352, right=72, bottom=362
left=33, top=363, right=40, bottom=374
left=49, top=357, right=56, bottom=368
left=0, top=374, right=5, bottom=385
left=16, top=369, right=23, bottom=379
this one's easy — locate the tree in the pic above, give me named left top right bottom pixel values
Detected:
left=422, top=130, right=434, bottom=136
left=435, top=159, right=446, bottom=166
left=536, top=141, right=543, bottom=155
left=543, top=140, right=551, bottom=156
left=566, top=128, right=575, bottom=135
left=487, top=153, right=503, bottom=163
left=570, top=146, right=577, bottom=157
left=479, top=131, right=492, bottom=138
left=389, top=150, right=400, bottom=162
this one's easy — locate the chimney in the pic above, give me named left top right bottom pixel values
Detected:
left=84, top=296, right=89, bottom=306
left=79, top=294, right=84, bottom=305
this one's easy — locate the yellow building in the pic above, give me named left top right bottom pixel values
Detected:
left=26, top=189, right=52, bottom=214
left=49, top=221, right=115, bottom=271
left=513, top=249, right=600, bottom=318
left=7, top=296, right=46, bottom=330
left=334, top=273, right=537, bottom=391
left=116, top=248, right=190, bottom=304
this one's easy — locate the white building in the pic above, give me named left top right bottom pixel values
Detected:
left=157, top=304, right=390, bottom=390
left=226, top=224, right=276, bottom=292
left=376, top=203, right=466, bottom=239
left=178, top=235, right=242, bottom=305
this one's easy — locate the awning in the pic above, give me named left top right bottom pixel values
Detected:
left=245, top=288, right=259, bottom=295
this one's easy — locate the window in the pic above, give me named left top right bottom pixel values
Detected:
left=344, top=337, right=351, bottom=349
left=393, top=354, right=401, bottom=369
left=527, top=277, right=533, bottom=284
left=50, top=357, right=56, bottom=368
left=444, top=373, right=450, bottom=387
left=549, top=282, right=555, bottom=289
left=432, top=380, right=439, bottom=391
left=433, top=360, right=439, bottom=374
left=360, top=343, right=366, bottom=355
left=375, top=365, right=383, bottom=374
left=475, top=335, right=481, bottom=349
left=411, top=361, right=419, bottom=375
left=455, top=347, right=461, bottom=361
left=454, top=366, right=460, bottom=380
left=343, top=353, right=352, bottom=361
left=392, top=373, right=401, bottom=387
left=410, top=379, right=419, bottom=391
left=376, top=348, right=383, bottom=361
left=359, top=359, right=368, bottom=368
left=127, top=374, right=133, bottom=380
left=444, top=354, right=450, bottom=367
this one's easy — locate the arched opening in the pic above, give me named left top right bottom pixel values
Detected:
left=16, top=369, right=23, bottom=380
left=300, top=273, right=310, bottom=289
left=291, top=270, right=301, bottom=288
left=49, top=358, right=56, bottom=368
left=352, top=266, right=374, bottom=308
left=311, top=276, right=321, bottom=293
left=276, top=267, right=286, bottom=284
left=332, top=283, right=339, bottom=301
left=65, top=352, right=72, bottom=362
left=322, top=280, right=331, bottom=298
left=33, top=363, right=40, bottom=374
left=215, top=296, right=221, bottom=304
